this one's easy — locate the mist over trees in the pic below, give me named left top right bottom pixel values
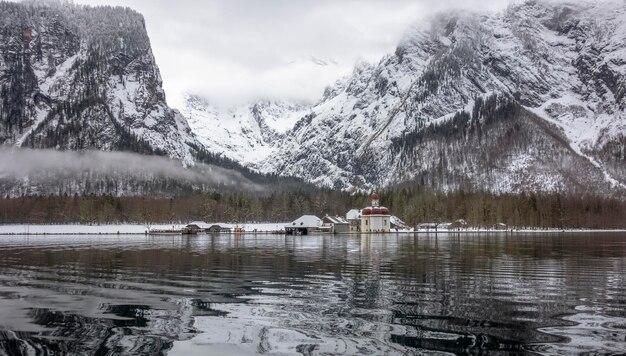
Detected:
left=0, top=148, right=316, bottom=197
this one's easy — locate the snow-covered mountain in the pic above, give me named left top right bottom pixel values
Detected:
left=181, top=94, right=310, bottom=166
left=0, top=1, right=199, bottom=164
left=248, top=0, right=626, bottom=194
left=2, top=0, right=624, bottom=197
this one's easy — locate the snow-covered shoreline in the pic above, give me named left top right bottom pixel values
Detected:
left=410, top=228, right=626, bottom=234
left=0, top=224, right=624, bottom=236
left=0, top=223, right=290, bottom=235
left=0, top=224, right=151, bottom=235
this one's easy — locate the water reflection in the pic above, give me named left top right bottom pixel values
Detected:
left=0, top=233, right=624, bottom=355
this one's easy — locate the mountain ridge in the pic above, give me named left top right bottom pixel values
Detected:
left=240, top=0, right=626, bottom=195
left=181, top=94, right=311, bottom=167
left=1, top=0, right=625, bottom=198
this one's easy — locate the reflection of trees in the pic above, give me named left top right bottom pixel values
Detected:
left=386, top=233, right=626, bottom=350
left=0, top=234, right=623, bottom=354
left=0, top=303, right=196, bottom=355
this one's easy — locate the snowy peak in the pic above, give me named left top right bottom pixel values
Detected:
left=250, top=100, right=311, bottom=134
left=254, top=0, right=626, bottom=194
left=181, top=94, right=310, bottom=166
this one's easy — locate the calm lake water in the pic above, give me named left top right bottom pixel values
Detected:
left=0, top=233, right=624, bottom=355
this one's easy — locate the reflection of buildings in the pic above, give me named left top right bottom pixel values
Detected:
left=343, top=234, right=387, bottom=310
left=2, top=234, right=625, bottom=354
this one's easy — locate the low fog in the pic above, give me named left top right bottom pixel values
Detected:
left=0, top=148, right=264, bottom=194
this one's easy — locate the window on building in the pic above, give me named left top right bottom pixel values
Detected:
left=365, top=220, right=368, bottom=225
left=384, top=219, right=387, bottom=225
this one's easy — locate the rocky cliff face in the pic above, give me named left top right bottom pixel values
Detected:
left=0, top=1, right=198, bottom=164
left=254, top=1, right=625, bottom=195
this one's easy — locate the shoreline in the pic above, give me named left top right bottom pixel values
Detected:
left=0, top=224, right=625, bottom=236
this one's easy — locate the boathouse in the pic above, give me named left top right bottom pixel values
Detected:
left=285, top=215, right=322, bottom=235
left=208, top=224, right=233, bottom=233
left=494, top=222, right=508, bottom=230
left=449, top=219, right=468, bottom=230
left=183, top=221, right=214, bottom=234
left=322, top=215, right=351, bottom=234
left=346, top=209, right=361, bottom=232
left=417, top=223, right=439, bottom=231
left=182, top=224, right=202, bottom=234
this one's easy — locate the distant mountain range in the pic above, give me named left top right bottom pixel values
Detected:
left=181, top=94, right=310, bottom=167
left=1, top=0, right=624, bottom=197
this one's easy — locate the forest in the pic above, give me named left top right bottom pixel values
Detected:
left=1, top=188, right=624, bottom=229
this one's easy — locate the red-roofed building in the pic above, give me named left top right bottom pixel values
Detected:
left=360, top=193, right=391, bottom=233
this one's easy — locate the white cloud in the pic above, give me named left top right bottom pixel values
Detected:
left=62, top=0, right=514, bottom=107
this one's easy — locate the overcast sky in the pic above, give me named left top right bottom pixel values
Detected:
left=68, top=0, right=514, bottom=108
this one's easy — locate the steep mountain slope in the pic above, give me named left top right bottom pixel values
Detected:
left=181, top=94, right=310, bottom=166
left=0, top=1, right=198, bottom=164
left=258, top=1, right=626, bottom=194
left=388, top=94, right=609, bottom=193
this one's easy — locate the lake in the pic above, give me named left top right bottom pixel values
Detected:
left=0, top=233, right=624, bottom=355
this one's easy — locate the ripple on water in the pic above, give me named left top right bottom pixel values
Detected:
left=0, top=233, right=624, bottom=354
left=529, top=310, right=626, bottom=355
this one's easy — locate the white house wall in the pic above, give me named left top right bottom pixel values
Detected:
left=361, top=215, right=390, bottom=233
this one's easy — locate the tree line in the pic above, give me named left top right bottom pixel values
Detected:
left=1, top=189, right=624, bottom=229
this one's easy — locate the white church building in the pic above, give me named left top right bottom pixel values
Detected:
left=360, top=193, right=391, bottom=233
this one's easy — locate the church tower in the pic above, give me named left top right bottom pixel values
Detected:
left=371, top=193, right=379, bottom=207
